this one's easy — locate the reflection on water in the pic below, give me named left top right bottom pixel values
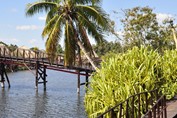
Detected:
left=33, top=90, right=48, bottom=118
left=0, top=70, right=87, bottom=118
left=0, top=89, right=9, bottom=118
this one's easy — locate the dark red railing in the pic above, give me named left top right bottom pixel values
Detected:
left=0, top=46, right=96, bottom=71
left=142, top=95, right=167, bottom=118
left=97, top=89, right=163, bottom=118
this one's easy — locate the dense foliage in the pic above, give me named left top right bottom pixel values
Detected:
left=121, top=7, right=175, bottom=52
left=85, top=46, right=177, bottom=117
left=91, top=7, right=176, bottom=57
left=93, top=40, right=122, bottom=56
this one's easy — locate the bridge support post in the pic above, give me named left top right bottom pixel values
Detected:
left=43, top=65, right=47, bottom=90
left=0, top=63, right=10, bottom=88
left=77, top=70, right=80, bottom=94
left=85, top=71, right=89, bottom=88
left=35, top=61, right=39, bottom=88
left=35, top=61, right=47, bottom=90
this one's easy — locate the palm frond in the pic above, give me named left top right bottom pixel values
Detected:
left=26, top=2, right=57, bottom=16
left=45, top=16, right=63, bottom=60
left=72, top=0, right=102, bottom=5
left=42, top=13, right=64, bottom=38
left=45, top=6, right=59, bottom=24
left=76, top=11, right=104, bottom=43
left=76, top=5, right=110, bottom=31
left=64, top=22, right=76, bottom=66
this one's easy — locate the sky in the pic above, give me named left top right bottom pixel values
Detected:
left=0, top=0, right=177, bottom=49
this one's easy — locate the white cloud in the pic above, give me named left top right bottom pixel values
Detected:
left=16, top=25, right=42, bottom=30
left=156, top=13, right=174, bottom=24
left=38, top=16, right=46, bottom=21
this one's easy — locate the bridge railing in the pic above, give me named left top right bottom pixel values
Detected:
left=0, top=46, right=11, bottom=57
left=0, top=46, right=97, bottom=70
left=97, top=89, right=160, bottom=118
left=142, top=95, right=167, bottom=118
left=0, top=46, right=63, bottom=62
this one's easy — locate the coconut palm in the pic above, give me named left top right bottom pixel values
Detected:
left=26, top=0, right=110, bottom=70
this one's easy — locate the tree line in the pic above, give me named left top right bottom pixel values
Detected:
left=93, top=6, right=177, bottom=56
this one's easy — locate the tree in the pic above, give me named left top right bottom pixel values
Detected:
left=164, top=19, right=177, bottom=50
left=121, top=6, right=175, bottom=52
left=26, top=0, right=110, bottom=70
left=121, top=7, right=159, bottom=48
left=93, top=40, right=122, bottom=56
left=8, top=44, right=18, bottom=52
left=30, top=47, right=39, bottom=52
left=0, top=41, right=8, bottom=47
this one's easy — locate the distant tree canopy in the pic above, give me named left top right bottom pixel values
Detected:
left=121, top=6, right=175, bottom=52
left=0, top=41, right=18, bottom=51
left=93, top=40, right=122, bottom=56
left=93, top=6, right=177, bottom=57
left=30, top=47, right=39, bottom=52
left=8, top=44, right=18, bottom=52
left=0, top=41, right=8, bottom=46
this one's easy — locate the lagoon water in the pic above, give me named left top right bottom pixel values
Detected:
left=0, top=70, right=87, bottom=118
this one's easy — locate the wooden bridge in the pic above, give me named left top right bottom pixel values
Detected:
left=0, top=45, right=97, bottom=93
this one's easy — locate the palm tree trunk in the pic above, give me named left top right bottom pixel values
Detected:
left=78, top=47, right=82, bottom=66
left=68, top=17, right=99, bottom=71
left=76, top=40, right=99, bottom=71
left=172, top=28, right=177, bottom=50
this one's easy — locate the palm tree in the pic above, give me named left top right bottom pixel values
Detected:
left=26, top=0, right=110, bottom=71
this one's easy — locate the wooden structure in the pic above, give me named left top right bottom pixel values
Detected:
left=0, top=46, right=95, bottom=93
left=0, top=62, right=10, bottom=88
left=142, top=95, right=167, bottom=118
left=97, top=89, right=167, bottom=118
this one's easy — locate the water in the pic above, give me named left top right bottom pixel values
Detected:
left=0, top=70, right=87, bottom=118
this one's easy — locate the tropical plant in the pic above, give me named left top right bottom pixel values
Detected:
left=85, top=46, right=177, bottom=117
left=160, top=50, right=177, bottom=99
left=85, top=46, right=160, bottom=117
left=26, top=0, right=110, bottom=70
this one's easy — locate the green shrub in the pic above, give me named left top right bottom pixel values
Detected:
left=160, top=50, right=177, bottom=99
left=84, top=46, right=177, bottom=117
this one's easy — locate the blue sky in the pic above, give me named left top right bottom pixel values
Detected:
left=0, top=0, right=176, bottom=49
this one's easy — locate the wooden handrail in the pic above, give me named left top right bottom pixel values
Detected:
left=0, top=46, right=96, bottom=71
left=97, top=89, right=159, bottom=118
left=142, top=95, right=167, bottom=118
